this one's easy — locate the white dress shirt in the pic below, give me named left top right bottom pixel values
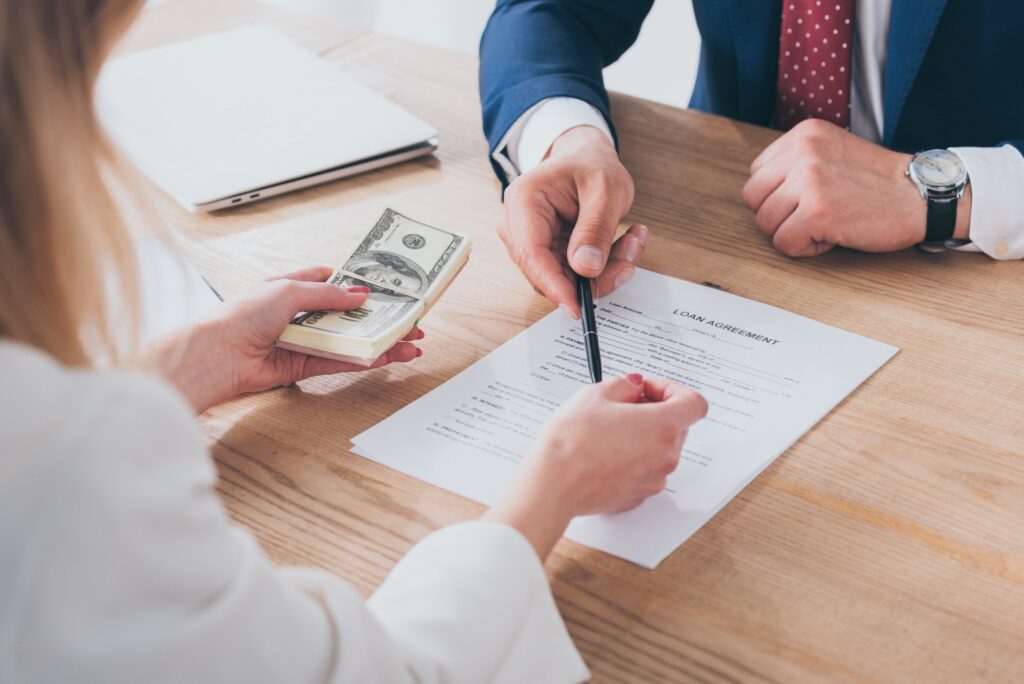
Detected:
left=0, top=340, right=590, bottom=684
left=492, top=0, right=1024, bottom=260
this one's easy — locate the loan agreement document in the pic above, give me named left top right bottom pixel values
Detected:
left=353, top=269, right=898, bottom=568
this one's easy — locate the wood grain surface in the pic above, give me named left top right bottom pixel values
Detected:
left=113, top=2, right=1024, bottom=681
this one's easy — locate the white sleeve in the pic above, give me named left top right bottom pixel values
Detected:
left=949, top=144, right=1024, bottom=259
left=8, top=374, right=588, bottom=684
left=368, top=523, right=589, bottom=684
left=491, top=97, right=613, bottom=182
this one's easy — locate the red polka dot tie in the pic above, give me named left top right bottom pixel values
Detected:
left=774, top=0, right=855, bottom=130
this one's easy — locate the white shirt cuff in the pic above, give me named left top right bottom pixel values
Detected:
left=491, top=97, right=613, bottom=182
left=949, top=144, right=1024, bottom=259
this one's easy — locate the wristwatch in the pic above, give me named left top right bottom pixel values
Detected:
left=906, top=149, right=970, bottom=253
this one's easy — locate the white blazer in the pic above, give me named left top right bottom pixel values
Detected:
left=0, top=341, right=589, bottom=683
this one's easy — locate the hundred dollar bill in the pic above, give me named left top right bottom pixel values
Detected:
left=277, top=208, right=471, bottom=364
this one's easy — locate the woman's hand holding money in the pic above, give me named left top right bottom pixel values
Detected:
left=141, top=266, right=423, bottom=413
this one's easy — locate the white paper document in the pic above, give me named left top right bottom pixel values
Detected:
left=353, top=269, right=898, bottom=568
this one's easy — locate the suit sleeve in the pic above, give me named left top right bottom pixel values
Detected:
left=479, top=0, right=654, bottom=184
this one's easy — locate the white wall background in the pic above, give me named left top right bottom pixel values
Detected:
left=261, top=0, right=701, bottom=108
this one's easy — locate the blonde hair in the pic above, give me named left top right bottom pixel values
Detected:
left=0, top=1, right=144, bottom=366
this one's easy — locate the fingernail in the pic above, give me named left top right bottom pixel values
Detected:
left=625, top=373, right=643, bottom=385
left=573, top=245, right=605, bottom=272
left=637, top=225, right=649, bottom=247
left=624, top=237, right=641, bottom=263
left=614, top=267, right=635, bottom=290
left=559, top=303, right=579, bottom=320
left=347, top=285, right=370, bottom=294
left=416, top=347, right=423, bottom=358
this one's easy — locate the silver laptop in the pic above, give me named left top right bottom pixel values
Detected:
left=96, top=25, right=438, bottom=212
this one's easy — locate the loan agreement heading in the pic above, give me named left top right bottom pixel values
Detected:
left=671, top=310, right=781, bottom=346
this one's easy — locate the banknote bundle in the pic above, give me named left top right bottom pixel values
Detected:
left=277, top=208, right=471, bottom=364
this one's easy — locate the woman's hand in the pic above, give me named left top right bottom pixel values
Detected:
left=485, top=373, right=708, bottom=560
left=141, top=267, right=422, bottom=413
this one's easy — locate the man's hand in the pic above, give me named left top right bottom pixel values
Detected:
left=499, top=125, right=647, bottom=317
left=741, top=119, right=972, bottom=257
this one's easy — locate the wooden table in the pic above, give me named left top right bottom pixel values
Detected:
left=116, top=2, right=1024, bottom=681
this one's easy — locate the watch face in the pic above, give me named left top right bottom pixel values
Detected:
left=911, top=149, right=967, bottom=190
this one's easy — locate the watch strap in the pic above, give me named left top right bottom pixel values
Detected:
left=924, top=193, right=957, bottom=243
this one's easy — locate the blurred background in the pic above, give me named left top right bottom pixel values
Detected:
left=160, top=0, right=702, bottom=109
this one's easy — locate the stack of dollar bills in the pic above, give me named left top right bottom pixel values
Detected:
left=277, top=208, right=471, bottom=364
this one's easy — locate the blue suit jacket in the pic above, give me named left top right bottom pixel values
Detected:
left=479, top=0, right=1024, bottom=185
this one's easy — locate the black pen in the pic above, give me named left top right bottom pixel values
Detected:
left=575, top=272, right=602, bottom=383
